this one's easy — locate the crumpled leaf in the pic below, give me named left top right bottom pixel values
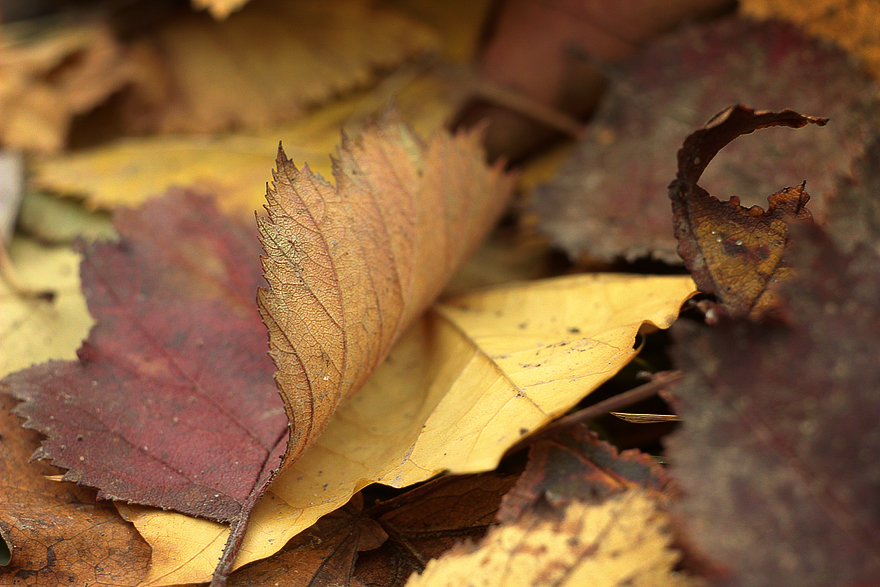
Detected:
left=258, top=118, right=515, bottom=468
left=669, top=104, right=826, bottom=319
left=0, top=394, right=151, bottom=586
left=533, top=17, right=880, bottom=263
left=667, top=224, right=880, bottom=586
left=122, top=272, right=695, bottom=585
left=225, top=473, right=518, bottom=587
left=405, top=490, right=698, bottom=587
left=0, top=238, right=93, bottom=378
left=499, top=423, right=675, bottom=522
left=1, top=191, right=287, bottom=523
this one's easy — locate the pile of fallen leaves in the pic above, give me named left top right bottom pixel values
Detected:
left=1, top=0, right=879, bottom=586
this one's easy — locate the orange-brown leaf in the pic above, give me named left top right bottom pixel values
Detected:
left=669, top=105, right=827, bottom=319
left=258, top=117, right=514, bottom=468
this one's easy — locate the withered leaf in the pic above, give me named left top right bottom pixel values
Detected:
left=667, top=223, right=880, bottom=586
left=499, top=423, right=675, bottom=523
left=0, top=394, right=151, bottom=586
left=406, top=491, right=697, bottom=587
left=258, top=116, right=514, bottom=469
left=225, top=473, right=518, bottom=587
left=669, top=104, right=826, bottom=319
left=1, top=191, right=287, bottom=523
left=534, top=17, right=879, bottom=264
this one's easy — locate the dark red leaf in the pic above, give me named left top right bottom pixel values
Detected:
left=667, top=224, right=880, bottom=586
left=1, top=190, right=287, bottom=522
left=534, top=17, right=880, bottom=264
left=498, top=423, right=674, bottom=523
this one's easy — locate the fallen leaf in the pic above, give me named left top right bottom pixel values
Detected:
left=124, top=272, right=695, bottom=585
left=499, top=423, right=675, bottom=522
left=120, top=0, right=438, bottom=136
left=225, top=493, right=387, bottom=587
left=225, top=473, right=518, bottom=587
left=0, top=393, right=151, bottom=586
left=667, top=223, right=880, bottom=586
left=533, top=17, right=880, bottom=263
left=826, top=134, right=880, bottom=256
left=2, top=190, right=287, bottom=522
left=192, top=0, right=251, bottom=19
left=0, top=19, right=135, bottom=153
left=668, top=104, right=826, bottom=319
left=405, top=490, right=698, bottom=587
left=740, top=0, right=880, bottom=83
left=258, top=117, right=515, bottom=468
left=32, top=71, right=466, bottom=224
left=0, top=237, right=93, bottom=378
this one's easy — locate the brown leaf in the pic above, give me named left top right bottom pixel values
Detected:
left=1, top=191, right=287, bottom=523
left=499, top=423, right=675, bottom=523
left=225, top=473, right=518, bottom=587
left=258, top=116, right=514, bottom=468
left=668, top=104, right=826, bottom=319
left=0, top=394, right=151, bottom=586
left=667, top=224, right=880, bottom=586
left=533, top=17, right=880, bottom=264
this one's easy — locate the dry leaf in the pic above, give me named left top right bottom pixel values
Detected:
left=0, top=394, right=151, bottom=586
left=667, top=223, right=880, bottom=586
left=669, top=105, right=826, bottom=318
left=405, top=491, right=698, bottom=587
left=120, top=0, right=438, bottom=135
left=32, top=73, right=465, bottom=225
left=258, top=117, right=515, bottom=468
left=533, top=17, right=880, bottom=264
left=123, top=272, right=695, bottom=585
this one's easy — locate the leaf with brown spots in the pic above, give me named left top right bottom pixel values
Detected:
left=669, top=105, right=827, bottom=319
left=0, top=394, right=151, bottom=586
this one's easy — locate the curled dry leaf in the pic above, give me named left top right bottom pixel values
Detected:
left=124, top=272, right=695, bottom=585
left=669, top=104, right=826, bottom=319
left=533, top=17, right=880, bottom=264
left=258, top=117, right=515, bottom=468
left=405, top=491, right=697, bottom=587
left=0, top=394, right=151, bottom=586
left=667, top=224, right=880, bottom=586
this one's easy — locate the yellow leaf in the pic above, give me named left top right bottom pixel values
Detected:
left=125, top=273, right=696, bottom=585
left=0, top=238, right=93, bottom=378
left=32, top=74, right=464, bottom=224
left=405, top=491, right=702, bottom=587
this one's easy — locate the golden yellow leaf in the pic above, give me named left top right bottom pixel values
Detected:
left=0, top=237, right=93, bottom=378
left=405, top=491, right=701, bottom=587
left=32, top=74, right=464, bottom=224
left=123, top=273, right=696, bottom=585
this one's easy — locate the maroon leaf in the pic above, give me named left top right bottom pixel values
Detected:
left=498, top=423, right=675, bottom=523
left=533, top=17, right=880, bottom=264
left=667, top=224, right=880, bottom=586
left=1, top=190, right=287, bottom=523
